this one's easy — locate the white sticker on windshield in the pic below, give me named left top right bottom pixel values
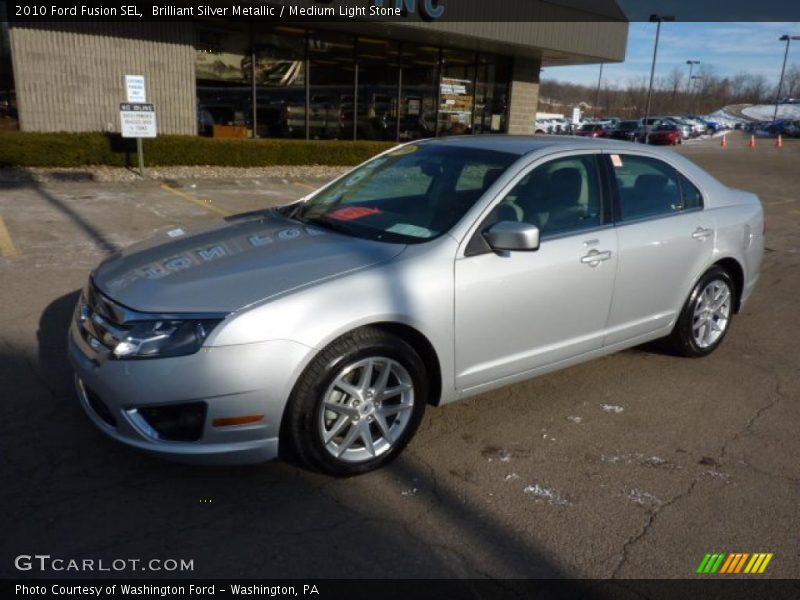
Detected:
left=387, top=223, right=434, bottom=238
left=611, top=154, right=623, bottom=167
left=166, top=228, right=186, bottom=238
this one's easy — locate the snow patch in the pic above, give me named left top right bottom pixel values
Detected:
left=627, top=488, right=661, bottom=507
left=742, top=103, right=800, bottom=121
left=523, top=484, right=570, bottom=506
left=601, top=404, right=624, bottom=414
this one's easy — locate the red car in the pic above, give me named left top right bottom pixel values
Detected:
left=647, top=124, right=683, bottom=145
left=575, top=123, right=609, bottom=138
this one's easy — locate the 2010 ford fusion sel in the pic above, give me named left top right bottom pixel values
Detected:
left=69, top=136, right=763, bottom=476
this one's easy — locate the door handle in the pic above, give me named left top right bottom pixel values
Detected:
left=580, top=249, right=612, bottom=266
left=692, top=227, right=713, bottom=241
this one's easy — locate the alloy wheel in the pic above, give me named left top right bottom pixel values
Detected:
left=692, top=279, right=732, bottom=348
left=318, top=357, right=415, bottom=463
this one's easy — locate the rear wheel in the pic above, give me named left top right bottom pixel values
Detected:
left=282, top=328, right=427, bottom=476
left=668, top=267, right=735, bottom=357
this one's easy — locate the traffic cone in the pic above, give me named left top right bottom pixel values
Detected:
left=775, top=134, right=783, bottom=149
left=720, top=134, right=728, bottom=149
left=748, top=135, right=756, bottom=149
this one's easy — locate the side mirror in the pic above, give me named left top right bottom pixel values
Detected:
left=484, top=221, right=540, bottom=252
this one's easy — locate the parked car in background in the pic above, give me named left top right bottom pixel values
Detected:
left=682, top=117, right=706, bottom=136
left=69, top=136, right=764, bottom=475
left=662, top=117, right=693, bottom=140
left=610, top=120, right=643, bottom=142
left=647, top=123, right=683, bottom=145
left=576, top=123, right=610, bottom=138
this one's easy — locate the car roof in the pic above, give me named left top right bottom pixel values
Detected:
left=417, top=134, right=642, bottom=156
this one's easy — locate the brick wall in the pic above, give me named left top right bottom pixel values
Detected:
left=9, top=23, right=196, bottom=135
left=507, top=58, right=542, bottom=135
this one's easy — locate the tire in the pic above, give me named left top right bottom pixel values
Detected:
left=281, top=327, right=428, bottom=476
left=668, top=267, right=736, bottom=357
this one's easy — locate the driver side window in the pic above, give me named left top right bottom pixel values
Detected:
left=499, top=154, right=604, bottom=238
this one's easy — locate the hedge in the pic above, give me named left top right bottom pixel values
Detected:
left=0, top=132, right=396, bottom=168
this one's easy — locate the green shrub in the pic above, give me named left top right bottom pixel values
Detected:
left=0, top=131, right=396, bottom=168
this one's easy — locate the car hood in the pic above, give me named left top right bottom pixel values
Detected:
left=92, top=213, right=406, bottom=314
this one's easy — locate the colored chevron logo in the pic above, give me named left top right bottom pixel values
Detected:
left=696, top=552, right=773, bottom=574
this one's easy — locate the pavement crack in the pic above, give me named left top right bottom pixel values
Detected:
left=611, top=477, right=701, bottom=579
left=612, top=378, right=790, bottom=578
left=720, top=379, right=786, bottom=463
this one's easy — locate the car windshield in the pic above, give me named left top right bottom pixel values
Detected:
left=655, top=124, right=677, bottom=131
left=295, top=144, right=518, bottom=244
left=618, top=121, right=638, bottom=130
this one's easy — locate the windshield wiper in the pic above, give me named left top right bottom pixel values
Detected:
left=224, top=207, right=280, bottom=222
left=301, top=215, right=357, bottom=237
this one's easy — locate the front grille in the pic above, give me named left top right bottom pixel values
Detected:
left=76, top=281, right=133, bottom=355
left=83, top=384, right=118, bottom=428
left=137, top=403, right=208, bottom=442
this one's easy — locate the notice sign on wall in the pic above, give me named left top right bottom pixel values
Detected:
left=125, top=75, right=147, bottom=103
left=120, top=103, right=157, bottom=138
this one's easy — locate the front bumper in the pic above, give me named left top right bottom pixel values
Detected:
left=68, top=319, right=314, bottom=465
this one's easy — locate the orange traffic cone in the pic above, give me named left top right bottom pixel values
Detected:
left=775, top=134, right=783, bottom=149
left=720, top=134, right=728, bottom=149
left=748, top=135, right=756, bottom=149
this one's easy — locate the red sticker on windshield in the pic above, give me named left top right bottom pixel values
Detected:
left=328, top=206, right=382, bottom=221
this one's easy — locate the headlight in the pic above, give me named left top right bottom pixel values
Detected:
left=112, top=319, right=222, bottom=359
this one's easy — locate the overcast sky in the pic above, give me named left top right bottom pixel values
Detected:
left=543, top=22, right=800, bottom=86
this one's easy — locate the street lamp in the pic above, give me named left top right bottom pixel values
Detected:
left=685, top=60, right=700, bottom=111
left=690, top=75, right=703, bottom=114
left=643, top=14, right=675, bottom=143
left=773, top=35, right=800, bottom=123
left=594, top=63, right=604, bottom=118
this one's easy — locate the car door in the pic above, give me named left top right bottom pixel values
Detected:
left=603, top=152, right=714, bottom=345
left=454, top=152, right=618, bottom=392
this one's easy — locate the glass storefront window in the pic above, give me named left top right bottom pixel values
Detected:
left=196, top=25, right=251, bottom=136
left=398, top=45, right=439, bottom=141
left=474, top=55, right=511, bottom=134
left=193, top=22, right=511, bottom=140
left=354, top=37, right=400, bottom=141
left=252, top=27, right=306, bottom=138
left=438, top=49, right=476, bottom=136
left=307, top=31, right=355, bottom=140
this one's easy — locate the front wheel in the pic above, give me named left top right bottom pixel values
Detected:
left=282, top=328, right=427, bottom=476
left=668, top=267, right=735, bottom=357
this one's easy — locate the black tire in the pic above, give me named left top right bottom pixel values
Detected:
left=281, top=327, right=428, bottom=476
left=668, top=266, right=736, bottom=358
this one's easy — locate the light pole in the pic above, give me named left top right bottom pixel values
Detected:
left=773, top=35, right=800, bottom=123
left=685, top=60, right=700, bottom=112
left=690, top=75, right=703, bottom=114
left=594, top=63, right=604, bottom=118
left=643, top=14, right=674, bottom=143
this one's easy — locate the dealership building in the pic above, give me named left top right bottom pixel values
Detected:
left=0, top=1, right=628, bottom=141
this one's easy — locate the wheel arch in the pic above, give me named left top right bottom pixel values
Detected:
left=712, top=257, right=744, bottom=313
left=364, top=322, right=443, bottom=407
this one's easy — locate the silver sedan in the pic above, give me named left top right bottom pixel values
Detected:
left=69, top=136, right=764, bottom=476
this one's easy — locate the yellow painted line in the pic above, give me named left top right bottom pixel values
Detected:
left=160, top=184, right=231, bottom=217
left=757, top=553, right=773, bottom=573
left=0, top=216, right=18, bottom=258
